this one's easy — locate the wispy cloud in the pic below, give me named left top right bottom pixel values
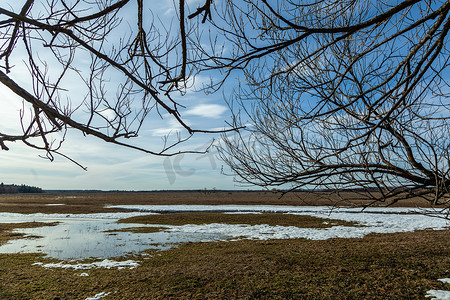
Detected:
left=184, top=104, right=228, bottom=119
left=150, top=118, right=187, bottom=137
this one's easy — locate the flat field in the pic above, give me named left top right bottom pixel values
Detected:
left=0, top=190, right=441, bottom=214
left=0, top=192, right=449, bottom=299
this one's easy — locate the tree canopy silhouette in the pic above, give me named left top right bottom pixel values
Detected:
left=206, top=0, right=450, bottom=207
left=2, top=1, right=449, bottom=208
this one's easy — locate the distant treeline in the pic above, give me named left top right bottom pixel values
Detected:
left=0, top=183, right=44, bottom=194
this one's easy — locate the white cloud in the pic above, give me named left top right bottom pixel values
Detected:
left=149, top=118, right=187, bottom=137
left=150, top=127, right=183, bottom=137
left=184, top=75, right=212, bottom=92
left=0, top=87, right=31, bottom=133
left=185, top=104, right=227, bottom=119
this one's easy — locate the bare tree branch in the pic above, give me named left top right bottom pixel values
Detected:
left=210, top=0, right=450, bottom=208
left=0, top=0, right=236, bottom=166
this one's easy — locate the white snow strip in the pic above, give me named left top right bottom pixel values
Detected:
left=223, top=212, right=262, bottom=214
left=0, top=205, right=445, bottom=223
left=0, top=211, right=158, bottom=223
left=33, top=259, right=139, bottom=270
left=45, top=204, right=66, bottom=206
left=107, top=204, right=430, bottom=214
left=425, top=278, right=450, bottom=299
left=78, top=273, right=89, bottom=277
left=425, top=290, right=450, bottom=299
left=106, top=204, right=449, bottom=215
left=163, top=220, right=445, bottom=241
left=85, top=292, right=110, bottom=300
left=143, top=206, right=449, bottom=241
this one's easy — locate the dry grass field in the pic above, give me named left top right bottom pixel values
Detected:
left=0, top=190, right=441, bottom=214
left=0, top=229, right=449, bottom=299
left=0, top=192, right=449, bottom=299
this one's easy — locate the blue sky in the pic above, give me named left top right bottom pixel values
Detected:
left=0, top=0, right=246, bottom=191
left=0, top=81, right=240, bottom=190
left=2, top=1, right=447, bottom=192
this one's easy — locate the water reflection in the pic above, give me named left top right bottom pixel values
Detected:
left=0, top=214, right=228, bottom=260
left=2, top=207, right=446, bottom=260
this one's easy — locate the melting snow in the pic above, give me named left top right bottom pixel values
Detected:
left=0, top=211, right=158, bottom=222
left=425, top=278, right=450, bottom=299
left=426, top=290, right=450, bottom=299
left=0, top=206, right=448, bottom=260
left=0, top=205, right=448, bottom=297
left=105, top=204, right=433, bottom=214
left=32, top=259, right=139, bottom=270
left=85, top=292, right=110, bottom=300
left=107, top=205, right=450, bottom=241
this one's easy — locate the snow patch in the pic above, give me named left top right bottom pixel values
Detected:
left=223, top=212, right=262, bottom=214
left=3, top=206, right=449, bottom=260
left=146, top=205, right=450, bottom=241
left=33, top=259, right=139, bottom=270
left=105, top=204, right=429, bottom=214
left=426, top=278, right=450, bottom=299
left=85, top=292, right=110, bottom=300
left=425, top=290, right=450, bottom=299
left=0, top=211, right=158, bottom=223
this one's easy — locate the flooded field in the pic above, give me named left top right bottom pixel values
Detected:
left=0, top=205, right=448, bottom=260
left=0, top=212, right=226, bottom=259
left=0, top=193, right=449, bottom=299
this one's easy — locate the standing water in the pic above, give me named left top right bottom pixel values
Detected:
left=0, top=206, right=448, bottom=260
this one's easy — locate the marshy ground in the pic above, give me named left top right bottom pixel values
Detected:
left=0, top=192, right=449, bottom=299
left=0, top=190, right=440, bottom=214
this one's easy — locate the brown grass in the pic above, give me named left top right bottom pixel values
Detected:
left=119, top=212, right=357, bottom=228
left=0, top=192, right=448, bottom=299
left=0, top=229, right=449, bottom=299
left=0, top=191, right=441, bottom=214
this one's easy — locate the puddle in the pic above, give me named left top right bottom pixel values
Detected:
left=0, top=213, right=228, bottom=260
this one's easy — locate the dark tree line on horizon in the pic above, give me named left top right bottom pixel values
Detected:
left=0, top=183, right=43, bottom=194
